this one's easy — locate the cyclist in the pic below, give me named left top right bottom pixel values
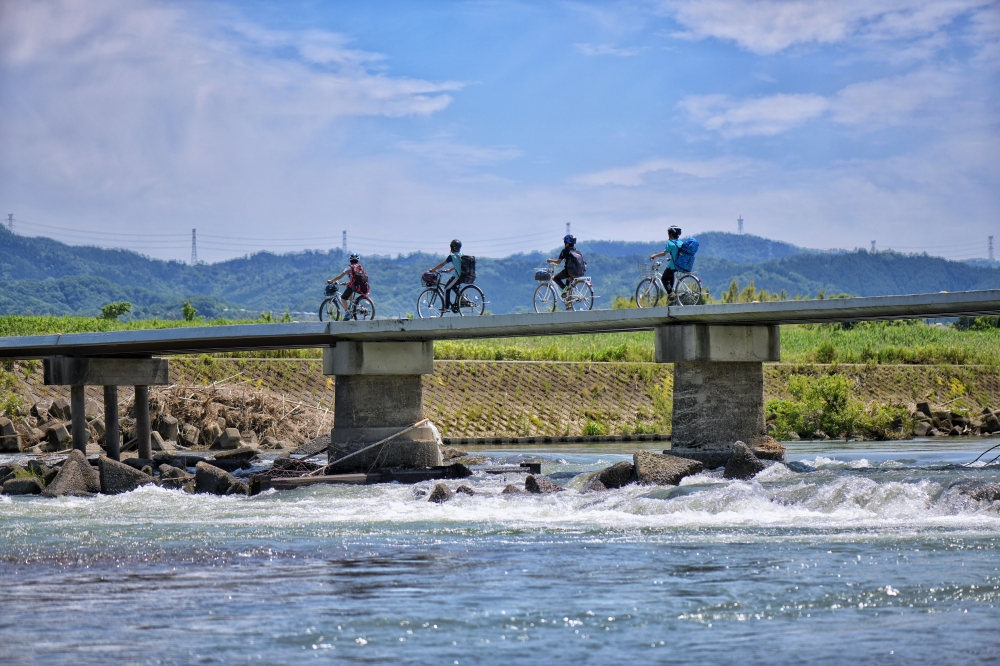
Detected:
left=427, top=239, right=464, bottom=313
left=649, top=226, right=683, bottom=300
left=546, top=234, right=584, bottom=306
left=327, top=252, right=369, bottom=320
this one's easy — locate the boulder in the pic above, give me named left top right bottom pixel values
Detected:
left=724, top=441, right=768, bottom=480
left=152, top=453, right=187, bottom=469
left=427, top=482, right=454, bottom=503
left=455, top=484, right=475, bottom=496
left=968, top=483, right=1000, bottom=502
left=98, top=456, right=153, bottom=494
left=194, top=461, right=247, bottom=495
left=157, top=414, right=179, bottom=441
left=501, top=484, right=523, bottom=495
left=633, top=451, right=703, bottom=486
left=49, top=397, right=72, bottom=421
left=84, top=399, right=101, bottom=420
left=2, top=477, right=43, bottom=495
left=179, top=423, right=200, bottom=448
left=31, top=400, right=53, bottom=422
left=597, top=461, right=634, bottom=488
left=914, top=421, right=932, bottom=437
left=525, top=475, right=563, bottom=494
left=915, top=402, right=933, bottom=418
left=259, top=435, right=288, bottom=450
left=213, top=446, right=259, bottom=462
left=0, top=464, right=24, bottom=485
left=0, top=417, right=20, bottom=452
left=582, top=475, right=607, bottom=492
left=982, top=414, right=1000, bottom=434
left=43, top=449, right=100, bottom=497
left=45, top=423, right=72, bottom=449
left=440, top=446, right=467, bottom=461
left=158, top=464, right=195, bottom=492
left=218, top=427, right=242, bottom=450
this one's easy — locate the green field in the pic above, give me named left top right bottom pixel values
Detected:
left=2, top=315, right=1000, bottom=366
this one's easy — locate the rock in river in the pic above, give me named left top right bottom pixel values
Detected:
left=525, top=475, right=563, bottom=494
left=633, top=451, right=703, bottom=486
left=428, top=482, right=454, bottom=503
left=583, top=461, right=635, bottom=492
left=723, top=441, right=768, bottom=481
left=98, top=456, right=153, bottom=494
left=2, top=477, right=43, bottom=495
left=194, top=461, right=248, bottom=495
left=44, top=450, right=100, bottom=497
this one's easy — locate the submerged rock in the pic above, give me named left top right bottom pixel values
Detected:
left=98, top=456, right=153, bottom=494
left=501, top=484, right=523, bottom=495
left=194, top=461, right=248, bottom=495
left=44, top=450, right=100, bottom=497
left=582, top=461, right=635, bottom=492
left=525, top=475, right=563, bottom=494
left=428, top=482, right=454, bottom=503
left=2, top=477, right=43, bottom=495
left=633, top=451, right=703, bottom=486
left=724, top=441, right=768, bottom=481
left=213, top=446, right=259, bottom=462
left=455, top=484, right=475, bottom=496
left=967, top=483, right=1000, bottom=502
left=158, top=464, right=195, bottom=492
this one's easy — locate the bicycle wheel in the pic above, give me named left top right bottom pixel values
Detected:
left=457, top=285, right=485, bottom=316
left=318, top=297, right=341, bottom=322
left=533, top=283, right=558, bottom=313
left=352, top=295, right=376, bottom=320
left=634, top=277, right=661, bottom=308
left=675, top=275, right=702, bottom=306
left=569, top=280, right=594, bottom=311
left=416, top=288, right=445, bottom=318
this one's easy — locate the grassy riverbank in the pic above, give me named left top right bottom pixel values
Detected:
left=3, top=315, right=1000, bottom=366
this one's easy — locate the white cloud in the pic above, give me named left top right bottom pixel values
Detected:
left=574, top=43, right=642, bottom=56
left=678, top=93, right=829, bottom=137
left=396, top=138, right=522, bottom=165
left=829, top=68, right=958, bottom=127
left=574, top=157, right=750, bottom=186
left=659, top=0, right=990, bottom=55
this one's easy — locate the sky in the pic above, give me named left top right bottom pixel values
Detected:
left=1, top=0, right=998, bottom=263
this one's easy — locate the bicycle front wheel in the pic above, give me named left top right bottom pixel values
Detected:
left=458, top=285, right=485, bottom=316
left=417, top=288, right=444, bottom=318
left=352, top=295, right=376, bottom=320
left=319, top=297, right=341, bottom=322
left=675, top=275, right=702, bottom=306
left=635, top=277, right=661, bottom=309
left=533, top=283, right=558, bottom=313
left=569, top=281, right=594, bottom=311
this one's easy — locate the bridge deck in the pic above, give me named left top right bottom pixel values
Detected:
left=1, top=290, right=998, bottom=358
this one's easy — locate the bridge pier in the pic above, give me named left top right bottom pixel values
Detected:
left=324, top=341, right=441, bottom=472
left=656, top=324, right=781, bottom=467
left=43, top=357, right=169, bottom=460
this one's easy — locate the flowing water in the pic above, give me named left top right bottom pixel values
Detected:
left=1, top=439, right=998, bottom=664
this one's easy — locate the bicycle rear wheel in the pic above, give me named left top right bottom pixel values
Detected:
left=634, top=277, right=661, bottom=308
left=569, top=280, right=594, bottom=311
left=533, top=283, right=558, bottom=313
left=675, top=275, right=702, bottom=306
left=416, top=288, right=444, bottom=318
left=318, top=297, right=341, bottom=322
left=352, top=295, right=376, bottom=320
left=458, top=285, right=485, bottom=316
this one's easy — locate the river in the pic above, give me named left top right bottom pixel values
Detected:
left=1, top=439, right=998, bottom=664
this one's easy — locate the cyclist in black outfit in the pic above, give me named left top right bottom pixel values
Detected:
left=546, top=234, right=577, bottom=296
left=427, top=239, right=464, bottom=313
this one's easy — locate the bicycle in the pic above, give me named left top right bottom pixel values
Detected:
left=416, top=270, right=485, bottom=318
left=634, top=261, right=702, bottom=307
left=319, top=281, right=376, bottom=321
left=532, top=265, right=594, bottom=313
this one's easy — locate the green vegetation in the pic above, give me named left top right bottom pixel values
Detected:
left=99, top=301, right=132, bottom=320
left=766, top=374, right=915, bottom=441
left=182, top=300, right=198, bottom=321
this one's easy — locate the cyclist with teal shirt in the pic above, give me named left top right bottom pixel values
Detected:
left=427, top=239, right=464, bottom=313
left=649, top=226, right=683, bottom=298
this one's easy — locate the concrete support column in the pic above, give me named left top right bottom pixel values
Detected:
left=104, top=385, right=120, bottom=461
left=134, top=385, right=151, bottom=460
left=324, top=341, right=440, bottom=472
left=70, top=384, right=87, bottom=452
left=655, top=324, right=780, bottom=466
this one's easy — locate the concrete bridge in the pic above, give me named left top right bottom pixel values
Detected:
left=2, top=290, right=998, bottom=469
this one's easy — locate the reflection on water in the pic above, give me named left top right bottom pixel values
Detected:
left=1, top=440, right=998, bottom=665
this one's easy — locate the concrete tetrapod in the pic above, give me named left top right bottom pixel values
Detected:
left=44, top=450, right=100, bottom=497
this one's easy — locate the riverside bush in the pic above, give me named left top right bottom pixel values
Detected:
left=767, top=374, right=915, bottom=441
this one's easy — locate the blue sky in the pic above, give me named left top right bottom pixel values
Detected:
left=1, top=0, right=997, bottom=262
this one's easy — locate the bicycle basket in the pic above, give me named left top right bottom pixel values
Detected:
left=637, top=261, right=658, bottom=277
left=324, top=283, right=337, bottom=296
left=534, top=268, right=551, bottom=282
left=421, top=271, right=439, bottom=287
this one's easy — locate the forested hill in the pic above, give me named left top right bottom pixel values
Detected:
left=1, top=226, right=998, bottom=318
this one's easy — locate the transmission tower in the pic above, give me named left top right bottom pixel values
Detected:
left=191, top=229, right=197, bottom=264
left=990, top=236, right=995, bottom=262
left=737, top=215, right=743, bottom=235
left=342, top=230, right=347, bottom=253
left=6, top=214, right=12, bottom=232
left=565, top=221, right=571, bottom=237
left=871, top=240, right=876, bottom=253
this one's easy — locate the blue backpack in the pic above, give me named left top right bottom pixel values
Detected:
left=674, top=237, right=699, bottom=272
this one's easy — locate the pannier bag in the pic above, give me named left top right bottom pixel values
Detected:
left=566, top=249, right=586, bottom=278
left=421, top=271, right=439, bottom=287
left=674, top=237, right=699, bottom=272
left=349, top=264, right=370, bottom=294
left=534, top=269, right=551, bottom=281
left=460, top=255, right=477, bottom=283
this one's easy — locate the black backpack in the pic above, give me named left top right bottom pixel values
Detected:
left=348, top=264, right=369, bottom=294
left=460, top=255, right=476, bottom=283
left=566, top=249, right=586, bottom=278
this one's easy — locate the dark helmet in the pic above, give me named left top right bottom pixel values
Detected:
left=450, top=239, right=462, bottom=252
left=668, top=226, right=682, bottom=238
left=563, top=234, right=576, bottom=245
left=349, top=252, right=360, bottom=263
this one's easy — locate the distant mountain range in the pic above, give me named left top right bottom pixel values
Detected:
left=1, top=227, right=998, bottom=318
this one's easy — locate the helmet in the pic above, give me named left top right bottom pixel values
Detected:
left=668, top=226, right=682, bottom=238
left=450, top=239, right=462, bottom=252
left=349, top=252, right=360, bottom=262
left=563, top=234, right=576, bottom=245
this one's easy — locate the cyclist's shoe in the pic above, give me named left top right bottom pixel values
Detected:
left=451, top=305, right=461, bottom=314
left=343, top=313, right=352, bottom=321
